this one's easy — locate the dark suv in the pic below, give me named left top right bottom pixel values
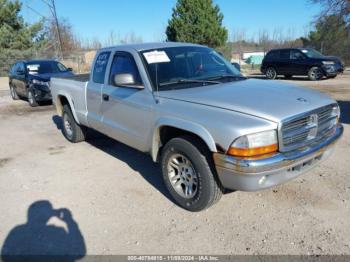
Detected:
left=261, top=48, right=345, bottom=81
left=9, top=60, right=74, bottom=107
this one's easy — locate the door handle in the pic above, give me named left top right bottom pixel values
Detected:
left=102, top=93, right=109, bottom=101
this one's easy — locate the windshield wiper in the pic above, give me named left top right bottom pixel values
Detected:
left=206, top=75, right=247, bottom=81
left=159, top=78, right=220, bottom=87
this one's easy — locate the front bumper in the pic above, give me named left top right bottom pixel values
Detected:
left=214, top=124, right=343, bottom=191
left=322, top=63, right=344, bottom=76
left=31, top=84, right=52, bottom=101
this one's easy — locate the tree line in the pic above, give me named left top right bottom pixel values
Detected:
left=0, top=0, right=349, bottom=76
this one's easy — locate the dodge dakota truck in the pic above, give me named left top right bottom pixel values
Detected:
left=51, top=42, right=343, bottom=211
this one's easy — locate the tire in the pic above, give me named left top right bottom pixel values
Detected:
left=62, top=104, right=87, bottom=143
left=160, top=136, right=223, bottom=212
left=284, top=75, right=293, bottom=79
left=308, top=66, right=323, bottom=81
left=9, top=84, right=19, bottom=100
left=265, top=67, right=277, bottom=80
left=27, top=89, right=39, bottom=107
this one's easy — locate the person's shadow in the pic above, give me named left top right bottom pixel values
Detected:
left=1, top=200, right=86, bottom=262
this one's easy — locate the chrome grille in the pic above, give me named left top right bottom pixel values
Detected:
left=280, top=104, right=338, bottom=152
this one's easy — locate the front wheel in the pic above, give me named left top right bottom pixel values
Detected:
left=161, top=136, right=223, bottom=212
left=265, top=67, right=277, bottom=80
left=308, top=67, right=323, bottom=81
left=28, top=89, right=38, bottom=107
left=9, top=84, right=19, bottom=100
left=62, top=104, right=87, bottom=143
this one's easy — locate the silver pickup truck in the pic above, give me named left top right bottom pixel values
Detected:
left=51, top=42, right=343, bottom=211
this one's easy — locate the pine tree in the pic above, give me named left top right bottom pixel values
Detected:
left=166, top=0, right=228, bottom=48
left=0, top=0, right=45, bottom=75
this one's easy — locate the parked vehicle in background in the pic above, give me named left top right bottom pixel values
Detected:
left=261, top=48, right=345, bottom=81
left=8, top=60, right=74, bottom=107
left=51, top=43, right=343, bottom=211
left=231, top=62, right=241, bottom=72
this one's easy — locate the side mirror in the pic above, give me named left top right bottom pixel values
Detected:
left=67, top=67, right=73, bottom=71
left=113, top=73, right=139, bottom=87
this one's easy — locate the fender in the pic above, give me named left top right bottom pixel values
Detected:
left=55, top=91, right=81, bottom=125
left=150, top=117, right=217, bottom=162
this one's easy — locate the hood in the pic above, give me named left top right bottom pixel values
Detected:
left=28, top=71, right=74, bottom=81
left=159, top=79, right=336, bottom=123
left=312, top=56, right=342, bottom=64
left=324, top=56, right=345, bottom=66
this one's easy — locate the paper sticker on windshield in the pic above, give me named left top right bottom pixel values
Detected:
left=301, top=50, right=308, bottom=53
left=27, top=64, right=39, bottom=71
left=144, top=51, right=170, bottom=64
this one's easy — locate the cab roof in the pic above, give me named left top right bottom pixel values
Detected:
left=100, top=42, right=206, bottom=52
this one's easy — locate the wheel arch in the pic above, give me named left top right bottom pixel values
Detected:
left=55, top=93, right=80, bottom=124
left=151, top=118, right=217, bottom=162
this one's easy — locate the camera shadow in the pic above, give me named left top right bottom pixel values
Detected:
left=1, top=200, right=86, bottom=262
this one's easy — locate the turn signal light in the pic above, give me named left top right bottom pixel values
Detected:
left=228, top=143, right=278, bottom=157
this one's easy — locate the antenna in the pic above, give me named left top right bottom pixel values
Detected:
left=155, top=62, right=159, bottom=103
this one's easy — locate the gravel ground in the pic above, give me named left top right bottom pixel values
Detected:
left=0, top=75, right=349, bottom=256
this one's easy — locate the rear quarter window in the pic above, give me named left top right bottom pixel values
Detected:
left=10, top=64, right=18, bottom=74
left=93, top=51, right=111, bottom=84
left=265, top=51, right=279, bottom=60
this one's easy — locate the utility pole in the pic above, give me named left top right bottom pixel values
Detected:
left=26, top=0, right=63, bottom=59
left=41, top=0, right=63, bottom=59
left=51, top=0, right=63, bottom=59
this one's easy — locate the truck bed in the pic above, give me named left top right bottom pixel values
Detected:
left=54, top=73, right=90, bottom=82
left=50, top=74, right=89, bottom=126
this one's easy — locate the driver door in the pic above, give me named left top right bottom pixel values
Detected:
left=100, top=51, right=154, bottom=151
left=290, top=50, right=308, bottom=75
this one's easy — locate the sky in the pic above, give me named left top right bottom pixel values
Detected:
left=21, top=0, right=322, bottom=44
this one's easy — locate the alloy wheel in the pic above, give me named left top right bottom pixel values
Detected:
left=167, top=153, right=198, bottom=199
left=311, top=68, right=322, bottom=80
left=63, top=113, right=74, bottom=139
left=266, top=68, right=276, bottom=79
left=28, top=91, right=34, bottom=104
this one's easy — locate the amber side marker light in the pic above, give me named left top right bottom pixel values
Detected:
left=228, top=144, right=278, bottom=157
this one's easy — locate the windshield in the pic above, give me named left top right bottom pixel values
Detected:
left=141, top=46, right=243, bottom=90
left=26, top=61, right=68, bottom=74
left=300, top=48, right=325, bottom=59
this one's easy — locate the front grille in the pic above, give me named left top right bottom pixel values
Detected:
left=280, top=104, right=337, bottom=152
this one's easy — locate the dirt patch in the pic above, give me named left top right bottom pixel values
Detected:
left=0, top=158, right=12, bottom=168
left=0, top=77, right=8, bottom=91
left=48, top=145, right=66, bottom=155
left=0, top=90, right=9, bottom=97
left=0, top=102, right=54, bottom=117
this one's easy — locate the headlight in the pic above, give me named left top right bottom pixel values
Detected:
left=332, top=104, right=340, bottom=123
left=32, top=79, right=49, bottom=86
left=322, top=61, right=335, bottom=65
left=228, top=130, right=278, bottom=157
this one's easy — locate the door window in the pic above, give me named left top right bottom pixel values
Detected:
left=93, top=51, right=111, bottom=84
left=109, top=53, right=142, bottom=86
left=290, top=50, right=304, bottom=60
left=17, top=63, right=25, bottom=73
left=280, top=50, right=290, bottom=60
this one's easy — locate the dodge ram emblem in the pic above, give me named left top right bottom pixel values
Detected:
left=297, top=97, right=308, bottom=103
